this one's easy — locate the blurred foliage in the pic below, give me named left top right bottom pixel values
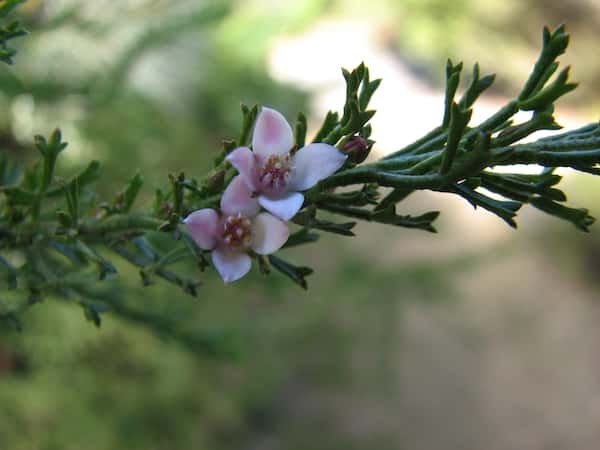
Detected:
left=334, top=0, right=600, bottom=112
left=0, top=0, right=315, bottom=448
left=1, top=1, right=599, bottom=449
left=0, top=0, right=311, bottom=187
left=1, top=19, right=596, bottom=335
left=0, top=227, right=485, bottom=449
left=0, top=0, right=27, bottom=64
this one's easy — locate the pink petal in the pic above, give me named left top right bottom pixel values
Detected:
left=290, top=143, right=347, bottom=191
left=211, top=248, right=252, bottom=283
left=226, top=146, right=258, bottom=191
left=257, top=192, right=304, bottom=221
left=220, top=175, right=260, bottom=217
left=252, top=107, right=294, bottom=160
left=183, top=209, right=219, bottom=250
left=251, top=212, right=290, bottom=255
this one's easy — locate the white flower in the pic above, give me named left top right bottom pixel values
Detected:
left=226, top=107, right=347, bottom=220
left=184, top=176, right=289, bottom=283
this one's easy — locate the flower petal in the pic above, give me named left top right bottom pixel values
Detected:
left=252, top=107, right=294, bottom=160
left=251, top=212, right=290, bottom=255
left=226, top=146, right=258, bottom=191
left=183, top=209, right=219, bottom=250
left=211, top=248, right=252, bottom=283
left=258, top=192, right=304, bottom=221
left=290, top=143, right=347, bottom=191
left=220, top=175, right=260, bottom=217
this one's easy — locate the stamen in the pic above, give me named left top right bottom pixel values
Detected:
left=259, top=153, right=293, bottom=195
left=221, top=214, right=253, bottom=249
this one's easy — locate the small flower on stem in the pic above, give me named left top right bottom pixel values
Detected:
left=184, top=176, right=289, bottom=283
left=226, top=107, right=347, bottom=221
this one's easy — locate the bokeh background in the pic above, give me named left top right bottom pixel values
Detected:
left=1, top=0, right=600, bottom=449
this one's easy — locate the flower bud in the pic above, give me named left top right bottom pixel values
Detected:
left=206, top=170, right=225, bottom=193
left=159, top=201, right=173, bottom=218
left=341, top=135, right=372, bottom=164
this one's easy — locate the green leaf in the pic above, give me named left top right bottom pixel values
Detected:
left=132, top=236, right=159, bottom=262
left=257, top=255, right=270, bottom=275
left=180, top=233, right=210, bottom=271
left=531, top=61, right=559, bottom=96
left=530, top=197, right=594, bottom=231
left=72, top=160, right=102, bottom=187
left=168, top=172, right=184, bottom=219
left=122, top=172, right=144, bottom=213
left=0, top=254, right=17, bottom=289
left=34, top=129, right=68, bottom=200
left=452, top=184, right=522, bottom=227
left=375, top=188, right=414, bottom=211
left=494, top=109, right=561, bottom=147
left=56, top=210, right=73, bottom=228
left=358, top=67, right=382, bottom=111
left=214, top=139, right=237, bottom=165
left=459, top=63, right=496, bottom=109
left=319, top=184, right=379, bottom=206
left=0, top=0, right=27, bottom=65
left=294, top=209, right=356, bottom=236
left=3, top=186, right=36, bottom=205
left=481, top=171, right=567, bottom=203
left=440, top=102, right=473, bottom=174
left=82, top=302, right=109, bottom=328
left=65, top=179, right=80, bottom=226
left=74, top=241, right=117, bottom=280
left=519, top=67, right=578, bottom=111
left=0, top=0, right=24, bottom=17
left=268, top=255, right=313, bottom=290
left=519, top=25, right=570, bottom=101
left=239, top=103, right=258, bottom=146
left=47, top=161, right=102, bottom=197
left=372, top=204, right=440, bottom=233
left=48, top=240, right=87, bottom=265
left=313, top=111, right=339, bottom=143
left=110, top=241, right=201, bottom=297
left=442, top=59, right=463, bottom=127
left=311, top=219, right=356, bottom=236
left=294, top=112, right=307, bottom=148
left=283, top=228, right=319, bottom=248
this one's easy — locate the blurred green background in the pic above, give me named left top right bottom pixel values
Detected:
left=1, top=1, right=600, bottom=449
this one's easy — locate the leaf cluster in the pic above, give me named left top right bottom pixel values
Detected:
left=1, top=20, right=600, bottom=349
left=320, top=26, right=599, bottom=233
left=0, top=0, right=26, bottom=65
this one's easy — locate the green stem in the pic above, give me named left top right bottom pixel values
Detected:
left=322, top=148, right=489, bottom=191
left=78, top=214, right=163, bottom=236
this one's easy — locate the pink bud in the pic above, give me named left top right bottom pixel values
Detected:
left=341, top=135, right=372, bottom=164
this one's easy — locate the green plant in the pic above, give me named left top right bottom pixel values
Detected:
left=0, top=4, right=598, bottom=354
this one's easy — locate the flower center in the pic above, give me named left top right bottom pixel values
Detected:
left=222, top=214, right=253, bottom=249
left=259, top=153, right=292, bottom=195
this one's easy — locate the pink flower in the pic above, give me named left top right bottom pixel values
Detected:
left=226, top=107, right=347, bottom=221
left=184, top=175, right=289, bottom=283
